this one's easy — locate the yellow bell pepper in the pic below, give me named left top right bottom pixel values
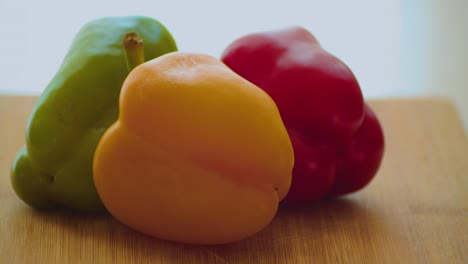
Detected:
left=93, top=33, right=294, bottom=245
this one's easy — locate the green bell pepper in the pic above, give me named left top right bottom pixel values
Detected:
left=10, top=15, right=178, bottom=213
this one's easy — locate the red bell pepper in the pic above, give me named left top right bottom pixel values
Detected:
left=221, top=26, right=385, bottom=205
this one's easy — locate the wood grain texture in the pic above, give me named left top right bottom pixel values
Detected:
left=0, top=95, right=467, bottom=264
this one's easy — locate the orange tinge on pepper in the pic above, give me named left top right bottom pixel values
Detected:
left=92, top=33, right=294, bottom=245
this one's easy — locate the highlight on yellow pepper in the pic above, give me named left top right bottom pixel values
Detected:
left=92, top=32, right=295, bottom=245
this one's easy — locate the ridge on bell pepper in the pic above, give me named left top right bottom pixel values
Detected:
left=221, top=26, right=385, bottom=205
left=10, top=16, right=178, bottom=213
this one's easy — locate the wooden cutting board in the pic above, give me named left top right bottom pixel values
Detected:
left=0, top=95, right=467, bottom=263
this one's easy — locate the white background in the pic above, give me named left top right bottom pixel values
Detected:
left=1, top=0, right=467, bottom=126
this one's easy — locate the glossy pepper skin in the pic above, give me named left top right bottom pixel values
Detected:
left=10, top=16, right=178, bottom=212
left=93, top=51, right=294, bottom=245
left=221, top=26, right=385, bottom=205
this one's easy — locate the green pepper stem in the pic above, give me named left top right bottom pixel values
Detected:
left=123, top=32, right=145, bottom=72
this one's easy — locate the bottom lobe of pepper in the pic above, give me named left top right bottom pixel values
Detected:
left=328, top=105, right=385, bottom=196
left=10, top=147, right=57, bottom=210
left=93, top=123, right=282, bottom=245
left=280, top=129, right=337, bottom=205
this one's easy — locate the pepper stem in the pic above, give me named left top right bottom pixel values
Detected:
left=122, top=32, right=145, bottom=72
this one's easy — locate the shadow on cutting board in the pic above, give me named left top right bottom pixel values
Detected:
left=8, top=195, right=409, bottom=263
